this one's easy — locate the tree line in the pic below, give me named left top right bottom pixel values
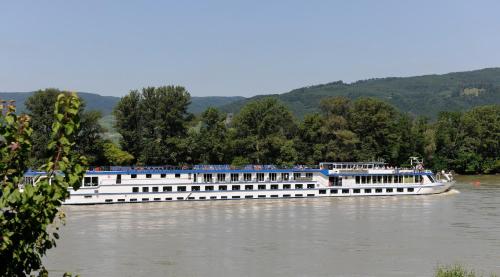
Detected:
left=25, top=87, right=500, bottom=174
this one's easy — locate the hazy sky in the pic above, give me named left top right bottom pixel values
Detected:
left=1, top=0, right=500, bottom=97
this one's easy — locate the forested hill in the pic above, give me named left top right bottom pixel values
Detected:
left=0, top=92, right=244, bottom=115
left=220, top=67, right=500, bottom=118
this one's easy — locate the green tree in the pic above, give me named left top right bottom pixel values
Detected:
left=348, top=97, right=403, bottom=164
left=0, top=93, right=86, bottom=276
left=25, top=88, right=104, bottom=166
left=113, top=90, right=142, bottom=161
left=114, top=86, right=192, bottom=165
left=296, top=113, right=324, bottom=165
left=193, top=107, right=228, bottom=164
left=231, top=98, right=297, bottom=165
left=102, top=140, right=134, bottom=165
left=319, top=97, right=359, bottom=162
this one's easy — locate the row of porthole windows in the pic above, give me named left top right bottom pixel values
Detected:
left=131, top=183, right=316, bottom=193
left=103, top=194, right=317, bottom=203
left=319, top=187, right=415, bottom=194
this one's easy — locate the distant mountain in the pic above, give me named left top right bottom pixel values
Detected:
left=3, top=68, right=500, bottom=119
left=0, top=92, right=244, bottom=115
left=190, top=96, right=245, bottom=114
left=220, top=67, right=500, bottom=118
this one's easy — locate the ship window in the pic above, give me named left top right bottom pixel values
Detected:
left=84, top=195, right=92, bottom=198
left=307, top=184, right=315, bottom=189
left=356, top=176, right=360, bottom=184
left=131, top=174, right=137, bottom=178
left=283, top=184, right=291, bottom=189
left=388, top=176, right=393, bottom=183
left=232, top=185, right=240, bottom=190
left=283, top=194, right=291, bottom=197
left=281, top=173, right=289, bottom=181
left=295, top=194, right=303, bottom=197
left=365, top=189, right=372, bottom=193
left=177, top=186, right=186, bottom=192
left=219, top=185, right=227, bottom=191
left=146, top=174, right=152, bottom=178
left=194, top=174, right=197, bottom=182
left=383, top=176, right=388, bottom=183
left=142, top=198, right=149, bottom=201
left=199, top=197, right=206, bottom=200
left=232, top=196, right=240, bottom=199
left=257, top=173, right=264, bottom=182
left=245, top=195, right=253, bottom=199
left=217, top=173, right=226, bottom=182
left=408, top=188, right=414, bottom=192
left=386, top=188, right=393, bottom=193
left=192, top=186, right=200, bottom=191
left=118, top=199, right=125, bottom=202
left=132, top=187, right=139, bottom=193
left=258, top=195, right=266, bottom=198
left=428, top=175, right=436, bottom=183
left=221, top=196, right=228, bottom=199
left=373, top=176, right=377, bottom=184
left=295, top=184, right=303, bottom=189
left=205, top=186, right=214, bottom=191
left=243, top=173, right=252, bottom=181
left=84, top=177, right=91, bottom=186
left=375, top=188, right=383, bottom=193
left=269, top=173, right=277, bottom=181
left=271, top=195, right=278, bottom=198
left=258, top=184, right=266, bottom=190
left=188, top=197, right=195, bottom=200
left=271, top=184, right=278, bottom=190
left=142, top=187, right=149, bottom=192
left=342, top=189, right=349, bottom=194
left=353, top=189, right=360, bottom=193
left=361, top=176, right=366, bottom=184
left=203, top=174, right=213, bottom=183
left=307, top=194, right=315, bottom=197
left=152, top=187, right=158, bottom=192
left=163, top=186, right=172, bottom=192
left=161, top=173, right=166, bottom=178
left=175, top=173, right=181, bottom=178
left=306, top=172, right=313, bottom=178
left=245, top=185, right=253, bottom=190
left=177, top=197, right=184, bottom=200
left=319, top=189, right=326, bottom=194
left=165, top=198, right=172, bottom=201
left=331, top=189, right=338, bottom=194
left=366, top=176, right=371, bottom=184
left=154, top=198, right=161, bottom=201
left=294, top=173, right=301, bottom=180
left=130, top=198, right=137, bottom=202
left=210, top=196, right=217, bottom=200
left=397, top=188, right=404, bottom=192
left=231, top=173, right=239, bottom=182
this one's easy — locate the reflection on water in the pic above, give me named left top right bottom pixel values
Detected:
left=45, top=176, right=500, bottom=276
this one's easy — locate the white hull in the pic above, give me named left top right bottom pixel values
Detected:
left=64, top=181, right=454, bottom=205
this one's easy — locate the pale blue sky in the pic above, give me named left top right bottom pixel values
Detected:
left=1, top=0, right=500, bottom=97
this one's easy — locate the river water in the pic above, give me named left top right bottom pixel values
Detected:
left=45, top=175, right=500, bottom=276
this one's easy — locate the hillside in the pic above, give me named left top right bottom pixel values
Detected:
left=220, top=68, right=500, bottom=118
left=0, top=92, right=243, bottom=115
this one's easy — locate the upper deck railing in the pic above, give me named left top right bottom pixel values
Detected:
left=87, top=164, right=320, bottom=172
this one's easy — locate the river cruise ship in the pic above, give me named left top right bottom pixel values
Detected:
left=24, top=160, right=454, bottom=205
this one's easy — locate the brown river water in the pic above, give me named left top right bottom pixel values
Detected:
left=45, top=175, right=500, bottom=276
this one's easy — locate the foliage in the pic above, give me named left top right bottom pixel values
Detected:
left=102, top=140, right=134, bottom=165
left=191, top=107, right=228, bottom=164
left=435, top=264, right=497, bottom=277
left=230, top=98, right=297, bottom=165
left=0, top=93, right=86, bottom=276
left=25, top=88, right=104, bottom=166
left=114, top=86, right=192, bottom=165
